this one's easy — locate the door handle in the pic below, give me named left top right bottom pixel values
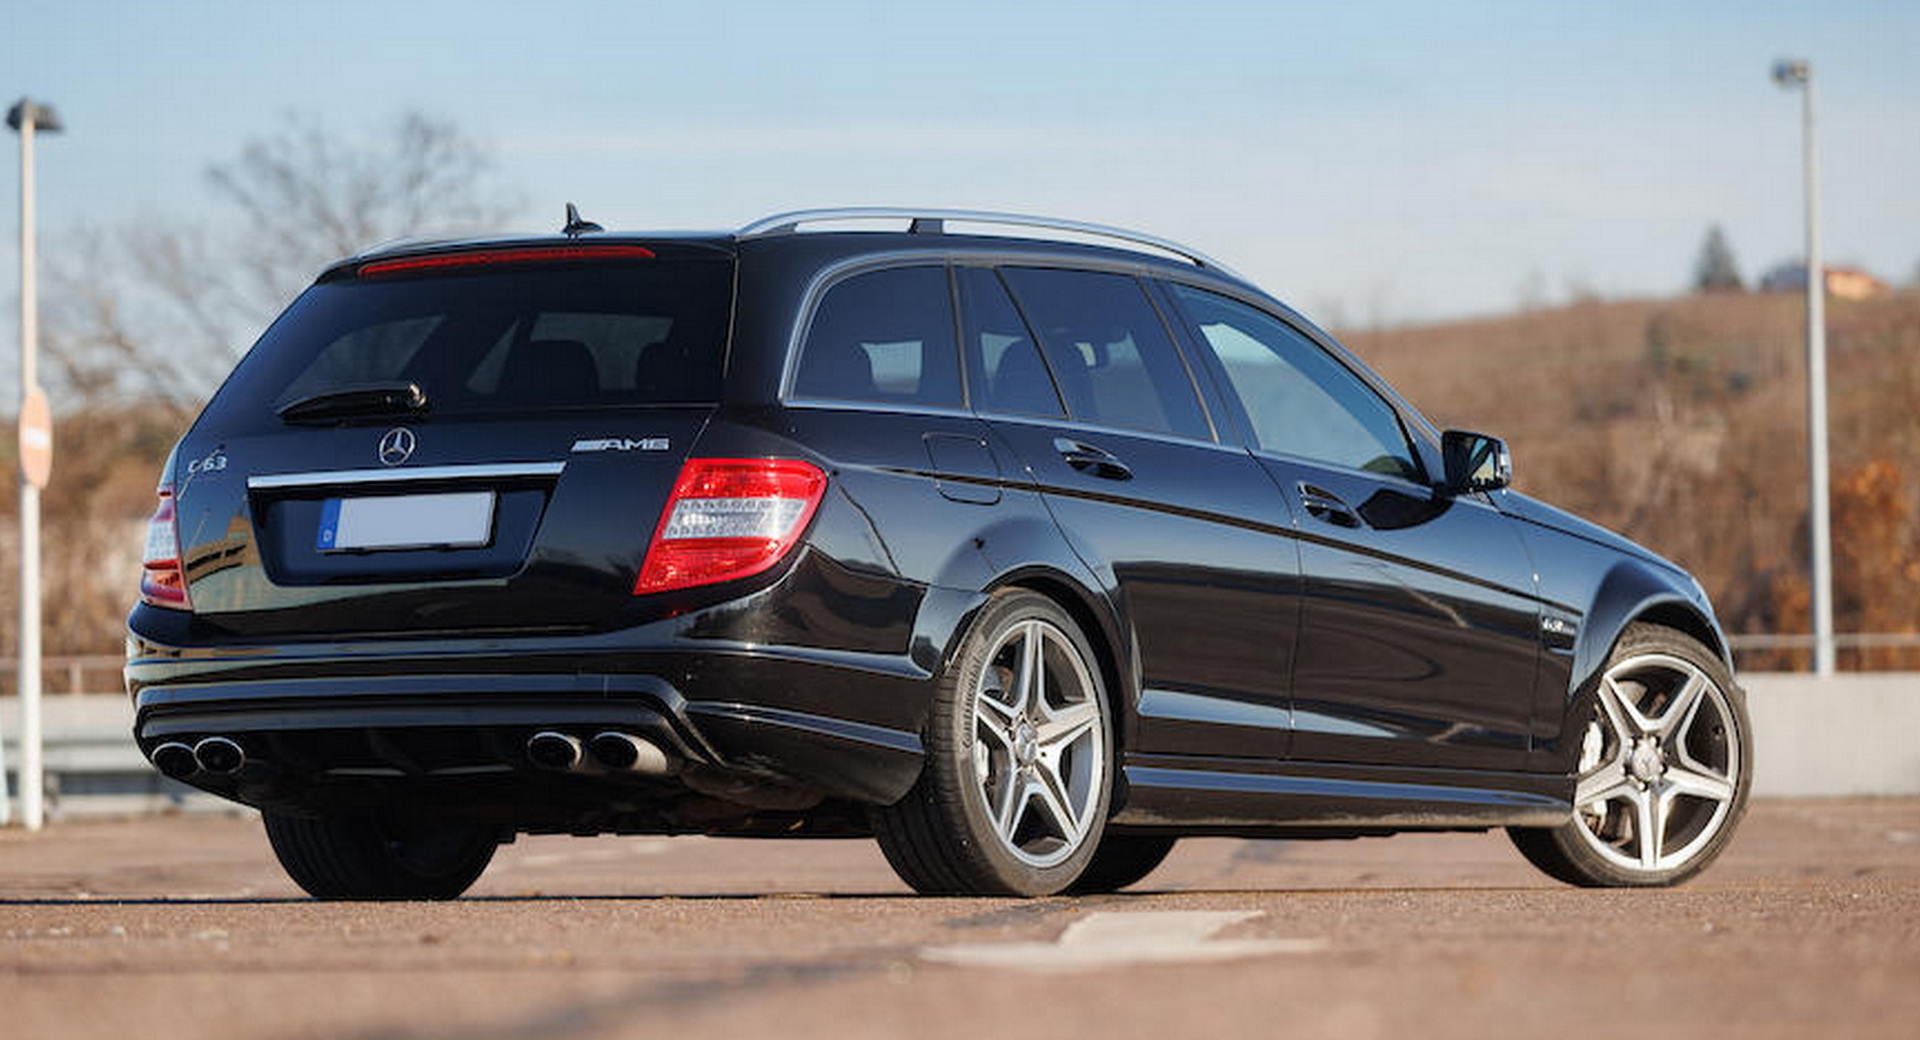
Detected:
left=1053, top=438, right=1133, bottom=481
left=1298, top=483, right=1361, bottom=528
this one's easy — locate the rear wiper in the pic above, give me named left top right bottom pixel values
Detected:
left=277, top=382, right=429, bottom=424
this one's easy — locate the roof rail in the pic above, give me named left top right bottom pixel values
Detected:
left=737, top=207, right=1243, bottom=279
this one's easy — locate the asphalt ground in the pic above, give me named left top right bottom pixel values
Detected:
left=2, top=798, right=1916, bottom=1040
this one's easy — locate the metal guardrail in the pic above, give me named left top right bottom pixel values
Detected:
left=2, top=642, right=1916, bottom=820
left=1727, top=633, right=1920, bottom=650
left=0, top=692, right=228, bottom=819
left=0, top=654, right=124, bottom=696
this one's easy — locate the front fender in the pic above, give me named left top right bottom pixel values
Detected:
left=1536, top=557, right=1727, bottom=773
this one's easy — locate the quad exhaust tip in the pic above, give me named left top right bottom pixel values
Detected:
left=150, top=742, right=199, bottom=780
left=526, top=731, right=583, bottom=771
left=527, top=730, right=674, bottom=774
left=587, top=731, right=674, bottom=775
left=192, top=736, right=247, bottom=776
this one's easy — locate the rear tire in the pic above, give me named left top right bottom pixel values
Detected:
left=1508, top=623, right=1751, bottom=887
left=264, top=811, right=499, bottom=900
left=873, top=590, right=1114, bottom=896
left=1067, top=834, right=1177, bottom=894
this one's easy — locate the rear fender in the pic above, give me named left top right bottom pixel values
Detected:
left=907, top=527, right=1131, bottom=755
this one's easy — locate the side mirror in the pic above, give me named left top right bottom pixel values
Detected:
left=1441, top=430, right=1512, bottom=494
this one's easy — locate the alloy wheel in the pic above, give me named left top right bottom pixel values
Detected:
left=970, top=618, right=1107, bottom=869
left=1570, top=652, right=1741, bottom=873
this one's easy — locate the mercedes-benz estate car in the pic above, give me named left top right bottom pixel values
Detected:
left=126, top=207, right=1751, bottom=898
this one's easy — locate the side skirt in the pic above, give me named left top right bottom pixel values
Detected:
left=1111, top=753, right=1573, bottom=835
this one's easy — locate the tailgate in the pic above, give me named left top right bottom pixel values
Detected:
left=171, top=411, right=709, bottom=636
left=161, top=244, right=733, bottom=637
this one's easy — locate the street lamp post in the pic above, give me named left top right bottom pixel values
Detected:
left=1772, top=59, right=1834, bottom=677
left=8, top=97, right=61, bottom=828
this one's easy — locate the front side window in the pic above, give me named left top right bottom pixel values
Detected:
left=999, top=267, right=1211, bottom=440
left=791, top=265, right=962, bottom=408
left=1169, top=285, right=1420, bottom=481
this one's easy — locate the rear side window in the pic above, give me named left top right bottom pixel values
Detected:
left=998, top=267, right=1211, bottom=441
left=791, top=266, right=962, bottom=408
left=212, top=257, right=733, bottom=429
left=1169, top=284, right=1420, bottom=480
left=957, top=266, right=1064, bottom=418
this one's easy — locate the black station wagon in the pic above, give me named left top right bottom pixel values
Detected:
left=127, top=208, right=1751, bottom=898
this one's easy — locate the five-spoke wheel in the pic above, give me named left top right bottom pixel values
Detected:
left=872, top=590, right=1114, bottom=895
left=970, top=617, right=1107, bottom=869
left=1511, top=623, right=1751, bottom=887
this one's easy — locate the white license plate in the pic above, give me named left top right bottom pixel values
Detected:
left=316, top=491, right=496, bottom=552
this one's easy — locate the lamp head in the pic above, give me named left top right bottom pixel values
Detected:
left=6, top=98, right=63, bottom=134
left=1772, top=59, right=1810, bottom=88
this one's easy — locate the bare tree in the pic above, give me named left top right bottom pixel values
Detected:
left=43, top=223, right=250, bottom=415
left=210, top=112, right=515, bottom=314
left=14, top=113, right=520, bottom=657
left=43, top=112, right=518, bottom=409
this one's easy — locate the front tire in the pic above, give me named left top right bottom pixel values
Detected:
left=1510, top=623, right=1751, bottom=887
left=873, top=590, right=1114, bottom=896
left=264, top=811, right=500, bottom=900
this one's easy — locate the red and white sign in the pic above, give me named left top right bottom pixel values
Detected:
left=18, top=386, right=52, bottom=489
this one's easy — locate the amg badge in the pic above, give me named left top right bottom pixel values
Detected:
left=571, top=437, right=670, bottom=453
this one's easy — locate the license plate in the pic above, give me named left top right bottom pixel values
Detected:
left=316, top=491, right=496, bottom=552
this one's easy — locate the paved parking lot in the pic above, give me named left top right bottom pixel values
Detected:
left=3, top=798, right=1916, bottom=1040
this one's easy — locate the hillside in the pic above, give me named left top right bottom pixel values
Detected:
left=0, top=290, right=1915, bottom=671
left=1344, top=288, right=1920, bottom=668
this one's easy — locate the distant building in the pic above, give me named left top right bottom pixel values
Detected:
left=1758, top=263, right=1890, bottom=300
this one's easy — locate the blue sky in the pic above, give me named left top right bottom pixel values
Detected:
left=4, top=0, right=1918, bottom=352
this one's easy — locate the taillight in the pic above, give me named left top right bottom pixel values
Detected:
left=140, top=485, right=191, bottom=610
left=634, top=459, right=828, bottom=596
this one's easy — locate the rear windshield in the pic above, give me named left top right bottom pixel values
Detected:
left=206, top=256, right=733, bottom=428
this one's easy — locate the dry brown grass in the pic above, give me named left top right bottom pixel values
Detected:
left=2, top=289, right=1916, bottom=672
left=0, top=408, right=182, bottom=671
left=1345, top=288, right=1920, bottom=669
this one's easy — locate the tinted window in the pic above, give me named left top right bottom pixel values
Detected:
left=999, top=268, right=1210, bottom=440
left=957, top=267, right=1064, bottom=418
left=212, top=258, right=732, bottom=429
left=1170, top=285, right=1420, bottom=480
left=792, top=266, right=961, bottom=407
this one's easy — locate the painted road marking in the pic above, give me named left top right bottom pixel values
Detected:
left=921, top=910, right=1324, bottom=973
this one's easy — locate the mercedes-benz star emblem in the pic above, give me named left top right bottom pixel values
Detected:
left=378, top=427, right=417, bottom=467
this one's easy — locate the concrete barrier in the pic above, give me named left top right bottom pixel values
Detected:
left=1743, top=672, right=1920, bottom=797
left=0, top=694, right=223, bottom=819
left=4, top=673, right=1916, bottom=818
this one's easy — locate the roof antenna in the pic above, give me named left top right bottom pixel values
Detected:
left=562, top=203, right=603, bottom=238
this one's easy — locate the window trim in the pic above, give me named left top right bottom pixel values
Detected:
left=775, top=253, right=1431, bottom=472
left=981, top=409, right=1247, bottom=456
left=778, top=250, right=961, bottom=406
left=1159, top=278, right=1436, bottom=485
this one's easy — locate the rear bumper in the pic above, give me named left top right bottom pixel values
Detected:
left=126, top=630, right=938, bottom=822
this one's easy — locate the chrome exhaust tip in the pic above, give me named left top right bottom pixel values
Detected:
left=192, top=736, right=247, bottom=776
left=586, top=732, right=674, bottom=775
left=151, top=742, right=199, bottom=780
left=526, top=731, right=583, bottom=771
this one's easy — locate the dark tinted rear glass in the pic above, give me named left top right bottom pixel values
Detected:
left=208, top=257, right=732, bottom=428
left=957, top=266, right=1064, bottom=418
left=790, top=265, right=961, bottom=408
left=999, top=267, right=1211, bottom=440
